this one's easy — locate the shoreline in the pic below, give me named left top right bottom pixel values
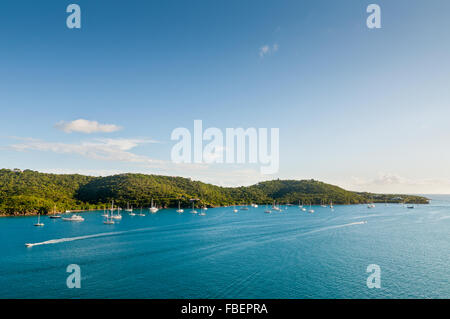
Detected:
left=0, top=202, right=429, bottom=217
left=0, top=209, right=94, bottom=217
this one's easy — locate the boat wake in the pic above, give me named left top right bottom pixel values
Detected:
left=25, top=227, right=156, bottom=248
left=300, top=221, right=367, bottom=236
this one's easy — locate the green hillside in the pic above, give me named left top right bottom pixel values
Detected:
left=0, top=169, right=429, bottom=215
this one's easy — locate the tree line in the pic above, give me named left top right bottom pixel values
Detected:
left=0, top=169, right=429, bottom=215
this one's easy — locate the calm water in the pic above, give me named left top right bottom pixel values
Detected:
left=1, top=196, right=449, bottom=299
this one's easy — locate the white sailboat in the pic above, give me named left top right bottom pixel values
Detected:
left=367, top=197, right=375, bottom=208
left=191, top=201, right=198, bottom=214
left=176, top=201, right=184, bottom=213
left=308, top=202, right=315, bottom=214
left=330, top=200, right=334, bottom=209
left=138, top=207, right=145, bottom=216
left=125, top=202, right=133, bottom=212
left=112, top=212, right=122, bottom=220
left=104, top=201, right=115, bottom=224
left=110, top=200, right=122, bottom=220
left=34, top=213, right=44, bottom=227
left=199, top=206, right=206, bottom=216
left=233, top=205, right=238, bottom=213
left=150, top=198, right=159, bottom=213
left=101, top=205, right=108, bottom=217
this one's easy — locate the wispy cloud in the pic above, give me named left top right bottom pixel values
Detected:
left=55, top=119, right=122, bottom=134
left=347, top=173, right=450, bottom=194
left=10, top=137, right=162, bottom=165
left=259, top=43, right=279, bottom=58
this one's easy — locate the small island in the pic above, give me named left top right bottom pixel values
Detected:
left=0, top=169, right=429, bottom=216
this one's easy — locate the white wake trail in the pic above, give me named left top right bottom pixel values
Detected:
left=25, top=227, right=155, bottom=247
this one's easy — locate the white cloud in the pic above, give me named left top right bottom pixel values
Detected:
left=259, top=43, right=279, bottom=58
left=11, top=137, right=162, bottom=165
left=346, top=173, right=450, bottom=194
left=259, top=45, right=270, bottom=57
left=55, top=119, right=122, bottom=134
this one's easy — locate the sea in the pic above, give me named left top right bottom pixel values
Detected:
left=0, top=195, right=449, bottom=299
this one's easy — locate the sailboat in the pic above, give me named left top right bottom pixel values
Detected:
left=199, top=206, right=206, bottom=216
left=104, top=201, right=115, bottom=224
left=191, top=201, right=198, bottom=214
left=233, top=205, right=238, bottom=213
left=112, top=211, right=122, bottom=220
left=272, top=201, right=280, bottom=211
left=298, top=200, right=303, bottom=208
left=138, top=207, right=145, bottom=216
left=321, top=199, right=327, bottom=208
left=330, top=200, right=334, bottom=209
left=308, top=202, right=315, bottom=214
left=150, top=198, right=159, bottom=213
left=176, top=201, right=184, bottom=213
left=49, top=205, right=61, bottom=219
left=101, top=205, right=108, bottom=217
left=367, top=197, right=375, bottom=208
left=125, top=202, right=133, bottom=212
left=264, top=205, right=272, bottom=214
left=103, top=212, right=115, bottom=224
left=111, top=200, right=122, bottom=220
left=34, top=213, right=44, bottom=227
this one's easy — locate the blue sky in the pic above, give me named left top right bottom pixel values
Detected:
left=1, top=0, right=450, bottom=193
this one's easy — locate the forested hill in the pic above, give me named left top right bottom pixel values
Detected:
left=0, top=169, right=429, bottom=215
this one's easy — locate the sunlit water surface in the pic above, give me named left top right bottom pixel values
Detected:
left=1, top=196, right=449, bottom=298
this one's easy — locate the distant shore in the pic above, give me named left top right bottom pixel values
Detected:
left=0, top=209, right=92, bottom=217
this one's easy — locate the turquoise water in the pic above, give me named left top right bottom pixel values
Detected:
left=1, top=197, right=449, bottom=299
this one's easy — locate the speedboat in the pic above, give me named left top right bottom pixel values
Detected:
left=62, top=214, right=84, bottom=222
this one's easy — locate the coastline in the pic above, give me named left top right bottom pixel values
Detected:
left=0, top=209, right=93, bottom=217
